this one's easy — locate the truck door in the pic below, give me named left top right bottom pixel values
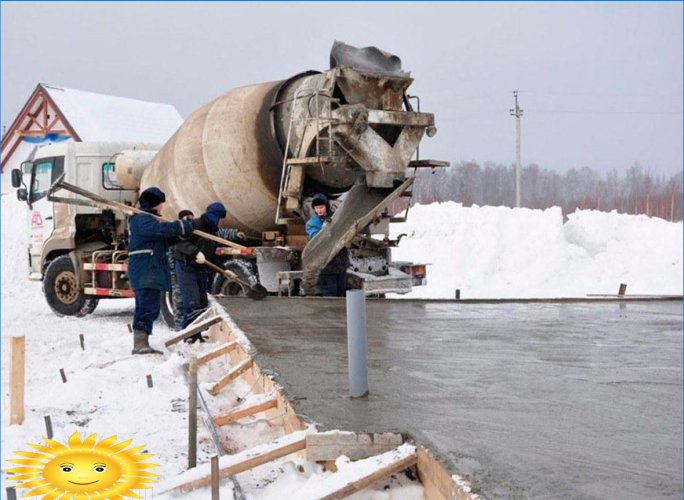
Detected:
left=27, top=156, right=64, bottom=274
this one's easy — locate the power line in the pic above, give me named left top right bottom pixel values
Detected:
left=510, top=91, right=524, bottom=208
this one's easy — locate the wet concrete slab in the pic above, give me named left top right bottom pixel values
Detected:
left=216, top=297, right=683, bottom=499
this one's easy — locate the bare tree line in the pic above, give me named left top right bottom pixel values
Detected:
left=409, top=162, right=683, bottom=221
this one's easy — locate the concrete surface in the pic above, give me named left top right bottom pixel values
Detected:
left=216, top=297, right=682, bottom=499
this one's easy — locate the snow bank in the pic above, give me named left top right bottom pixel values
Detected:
left=391, top=202, right=682, bottom=298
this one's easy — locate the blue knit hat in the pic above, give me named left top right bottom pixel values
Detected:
left=205, top=202, right=227, bottom=227
left=139, top=187, right=166, bottom=209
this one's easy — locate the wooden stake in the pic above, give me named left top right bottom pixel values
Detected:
left=211, top=455, right=220, bottom=500
left=618, top=283, right=627, bottom=296
left=146, top=374, right=153, bottom=388
left=59, top=368, right=67, bottom=383
left=44, top=415, right=53, bottom=439
left=127, top=323, right=133, bottom=333
left=188, top=357, right=198, bottom=469
left=79, top=334, right=85, bottom=350
left=9, top=336, right=25, bottom=425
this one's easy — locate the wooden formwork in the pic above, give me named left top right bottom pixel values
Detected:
left=164, top=305, right=478, bottom=499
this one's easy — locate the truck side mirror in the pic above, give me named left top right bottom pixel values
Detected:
left=11, top=169, right=22, bottom=188
left=17, top=188, right=27, bottom=201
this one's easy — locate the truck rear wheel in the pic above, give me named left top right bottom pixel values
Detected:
left=211, top=260, right=259, bottom=296
left=43, top=255, right=95, bottom=317
left=160, top=291, right=176, bottom=329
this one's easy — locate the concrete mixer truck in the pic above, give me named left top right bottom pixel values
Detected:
left=11, top=42, right=447, bottom=319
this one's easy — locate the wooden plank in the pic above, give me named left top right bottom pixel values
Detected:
left=9, top=336, right=25, bottom=425
left=196, top=341, right=238, bottom=366
left=214, top=396, right=278, bottom=426
left=296, top=445, right=417, bottom=500
left=307, top=431, right=403, bottom=462
left=417, top=445, right=479, bottom=500
left=209, top=358, right=253, bottom=396
left=165, top=316, right=221, bottom=347
left=164, top=431, right=308, bottom=494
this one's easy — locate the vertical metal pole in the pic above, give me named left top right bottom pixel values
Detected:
left=188, top=357, right=198, bottom=469
left=346, top=290, right=369, bottom=398
left=510, top=91, right=524, bottom=208
left=211, top=455, right=220, bottom=499
left=44, top=415, right=53, bottom=439
left=515, top=109, right=521, bottom=207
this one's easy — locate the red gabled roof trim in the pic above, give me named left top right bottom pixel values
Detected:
left=1, top=83, right=81, bottom=171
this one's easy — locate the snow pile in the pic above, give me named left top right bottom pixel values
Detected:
left=390, top=202, right=682, bottom=298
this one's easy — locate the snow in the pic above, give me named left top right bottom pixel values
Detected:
left=293, top=443, right=417, bottom=499
left=390, top=202, right=682, bottom=298
left=43, top=84, right=183, bottom=144
left=161, top=429, right=312, bottom=493
left=1, top=188, right=681, bottom=498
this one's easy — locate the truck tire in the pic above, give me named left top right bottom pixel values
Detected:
left=43, top=255, right=93, bottom=317
left=81, top=298, right=100, bottom=315
left=210, top=260, right=259, bottom=296
left=160, top=291, right=176, bottom=329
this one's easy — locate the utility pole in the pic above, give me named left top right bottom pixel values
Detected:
left=509, top=91, right=524, bottom=207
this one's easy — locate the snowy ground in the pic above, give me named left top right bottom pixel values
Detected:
left=1, top=191, right=681, bottom=498
left=0, top=192, right=422, bottom=499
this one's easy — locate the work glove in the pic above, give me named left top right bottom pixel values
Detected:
left=195, top=251, right=206, bottom=265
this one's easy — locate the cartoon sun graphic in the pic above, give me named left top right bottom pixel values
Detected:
left=4, top=431, right=158, bottom=499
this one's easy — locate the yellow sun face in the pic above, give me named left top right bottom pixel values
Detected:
left=4, top=431, right=158, bottom=499
left=42, top=451, right=122, bottom=492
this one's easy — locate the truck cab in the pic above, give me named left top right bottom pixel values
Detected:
left=11, top=141, right=158, bottom=315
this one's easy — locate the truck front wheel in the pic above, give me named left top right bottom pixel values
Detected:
left=43, top=255, right=94, bottom=317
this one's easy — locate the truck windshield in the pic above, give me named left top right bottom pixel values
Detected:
left=29, top=156, right=64, bottom=203
left=30, top=161, right=52, bottom=202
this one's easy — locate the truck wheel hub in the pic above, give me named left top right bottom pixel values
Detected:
left=54, top=271, right=79, bottom=304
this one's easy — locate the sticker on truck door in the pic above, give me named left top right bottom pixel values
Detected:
left=31, top=210, right=43, bottom=228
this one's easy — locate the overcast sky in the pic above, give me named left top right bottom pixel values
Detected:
left=2, top=2, right=682, bottom=175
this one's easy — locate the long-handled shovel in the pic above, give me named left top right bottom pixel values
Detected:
left=203, top=260, right=268, bottom=300
left=48, top=177, right=253, bottom=254
left=48, top=176, right=267, bottom=300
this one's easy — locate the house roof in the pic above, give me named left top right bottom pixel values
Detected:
left=42, top=84, right=183, bottom=143
left=1, top=83, right=183, bottom=170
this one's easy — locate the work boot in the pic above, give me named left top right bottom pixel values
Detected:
left=132, top=330, right=162, bottom=355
